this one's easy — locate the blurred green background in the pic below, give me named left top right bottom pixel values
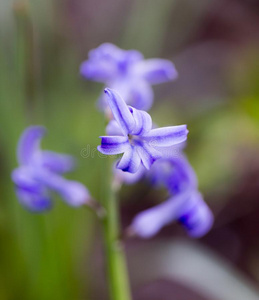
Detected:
left=1, top=0, right=259, bottom=299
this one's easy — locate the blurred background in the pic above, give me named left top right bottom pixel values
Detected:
left=1, top=0, right=259, bottom=299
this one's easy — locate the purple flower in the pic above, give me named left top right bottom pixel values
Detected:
left=131, top=190, right=213, bottom=238
left=130, top=156, right=214, bottom=238
left=80, top=43, right=178, bottom=111
left=97, top=89, right=188, bottom=173
left=12, top=126, right=90, bottom=212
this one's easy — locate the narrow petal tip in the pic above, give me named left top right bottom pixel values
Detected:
left=17, top=125, right=47, bottom=165
left=103, top=88, right=136, bottom=135
left=60, top=181, right=91, bottom=207
left=104, top=87, right=112, bottom=95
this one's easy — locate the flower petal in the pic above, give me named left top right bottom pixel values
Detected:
left=150, top=155, right=198, bottom=194
left=122, top=49, right=143, bottom=64
left=17, top=126, right=46, bottom=165
left=114, top=162, right=146, bottom=185
left=136, top=142, right=162, bottom=170
left=129, top=106, right=152, bottom=136
left=80, top=43, right=121, bottom=82
left=99, top=79, right=154, bottom=111
left=142, top=125, right=188, bottom=147
left=116, top=146, right=141, bottom=173
left=41, top=151, right=75, bottom=174
left=104, top=88, right=135, bottom=135
left=16, top=187, right=52, bottom=212
left=167, top=155, right=198, bottom=194
left=131, top=194, right=183, bottom=238
left=12, top=167, right=42, bottom=193
left=178, top=191, right=214, bottom=238
left=128, top=80, right=154, bottom=111
left=98, top=136, right=130, bottom=155
left=80, top=60, right=117, bottom=82
left=58, top=181, right=91, bottom=207
left=133, top=59, right=178, bottom=84
left=33, top=169, right=91, bottom=207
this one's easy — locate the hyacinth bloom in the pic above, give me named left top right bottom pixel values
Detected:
left=131, top=156, right=214, bottom=238
left=97, top=88, right=188, bottom=173
left=12, top=126, right=90, bottom=212
left=80, top=43, right=178, bottom=111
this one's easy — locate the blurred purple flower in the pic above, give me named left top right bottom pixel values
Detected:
left=131, top=156, right=214, bottom=238
left=12, top=126, right=90, bottom=212
left=97, top=89, right=188, bottom=173
left=80, top=43, right=178, bottom=111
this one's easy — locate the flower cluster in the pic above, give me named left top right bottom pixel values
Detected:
left=12, top=126, right=90, bottom=212
left=81, top=43, right=214, bottom=239
left=12, top=43, right=213, bottom=239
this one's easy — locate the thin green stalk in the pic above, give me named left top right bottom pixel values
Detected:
left=101, top=157, right=132, bottom=300
left=14, top=0, right=41, bottom=123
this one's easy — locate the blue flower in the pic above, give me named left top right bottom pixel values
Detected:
left=97, top=89, right=188, bottom=173
left=130, top=155, right=214, bottom=238
left=80, top=43, right=178, bottom=111
left=12, top=126, right=91, bottom=212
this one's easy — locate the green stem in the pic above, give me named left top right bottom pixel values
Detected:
left=101, top=157, right=132, bottom=300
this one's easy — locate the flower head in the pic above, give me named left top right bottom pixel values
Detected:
left=12, top=126, right=90, bottom=212
left=130, top=155, right=214, bottom=238
left=97, top=89, right=188, bottom=173
left=80, top=43, right=178, bottom=111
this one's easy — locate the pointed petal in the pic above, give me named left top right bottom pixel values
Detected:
left=131, top=195, right=182, bottom=238
left=12, top=167, right=42, bottom=193
left=80, top=43, right=121, bottom=82
left=178, top=191, right=214, bottom=238
left=122, top=49, right=144, bottom=64
left=98, top=136, right=130, bottom=155
left=16, top=187, right=52, bottom=212
left=117, top=146, right=141, bottom=173
left=41, top=151, right=75, bottom=174
left=134, top=59, right=178, bottom=84
left=167, top=155, right=198, bottom=193
left=129, top=106, right=152, bottom=136
left=58, top=181, right=91, bottom=207
left=150, top=155, right=198, bottom=194
left=33, top=169, right=91, bottom=207
left=114, top=162, right=146, bottom=185
left=80, top=60, right=117, bottom=82
left=17, top=126, right=46, bottom=165
left=128, top=80, right=154, bottom=111
left=142, top=125, right=188, bottom=147
left=104, top=88, right=135, bottom=135
left=136, top=142, right=162, bottom=170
